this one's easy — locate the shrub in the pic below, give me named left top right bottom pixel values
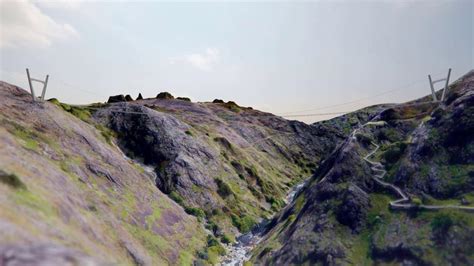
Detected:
left=412, top=197, right=422, bottom=206
left=207, top=235, right=220, bottom=247
left=169, top=191, right=184, bottom=205
left=431, top=214, right=453, bottom=233
left=215, top=178, right=233, bottom=198
left=0, top=171, right=26, bottom=190
left=231, top=214, right=256, bottom=233
left=377, top=128, right=402, bottom=142
left=184, top=130, right=193, bottom=136
left=212, top=99, right=224, bottom=103
left=356, top=133, right=372, bottom=146
left=382, top=142, right=407, bottom=166
left=221, top=234, right=232, bottom=244
left=205, top=221, right=219, bottom=235
left=184, top=206, right=206, bottom=219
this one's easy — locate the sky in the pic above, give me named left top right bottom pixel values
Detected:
left=0, top=0, right=473, bottom=123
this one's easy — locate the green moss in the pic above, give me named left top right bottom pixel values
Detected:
left=145, top=204, right=162, bottom=228
left=126, top=224, right=169, bottom=259
left=293, top=193, right=305, bottom=213
left=50, top=99, right=93, bottom=123
left=13, top=189, right=56, bottom=217
left=169, top=191, right=184, bottom=205
left=95, top=124, right=116, bottom=145
left=11, top=126, right=39, bottom=151
left=0, top=171, right=26, bottom=190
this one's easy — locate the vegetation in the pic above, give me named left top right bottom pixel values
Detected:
left=381, top=142, right=407, bottom=167
left=215, top=178, right=233, bottom=198
left=231, top=214, right=256, bottom=233
left=0, top=171, right=26, bottom=190
left=48, top=99, right=92, bottom=123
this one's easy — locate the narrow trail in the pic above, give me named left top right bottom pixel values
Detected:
left=359, top=125, right=474, bottom=212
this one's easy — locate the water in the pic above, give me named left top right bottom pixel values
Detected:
left=220, top=179, right=309, bottom=266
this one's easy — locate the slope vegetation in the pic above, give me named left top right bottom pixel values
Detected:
left=253, top=70, right=474, bottom=265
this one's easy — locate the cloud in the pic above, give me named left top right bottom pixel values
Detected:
left=0, top=0, right=79, bottom=49
left=170, top=48, right=221, bottom=71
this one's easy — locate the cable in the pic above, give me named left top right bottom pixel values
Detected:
left=282, top=111, right=352, bottom=118
left=276, top=70, right=447, bottom=115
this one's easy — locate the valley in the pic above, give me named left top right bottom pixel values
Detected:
left=0, top=69, right=473, bottom=265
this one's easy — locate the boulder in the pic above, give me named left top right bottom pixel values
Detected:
left=177, top=97, right=191, bottom=102
left=156, top=92, right=174, bottom=99
left=125, top=95, right=133, bottom=101
left=136, top=93, right=143, bottom=100
left=212, top=99, right=224, bottom=103
left=107, top=95, right=126, bottom=103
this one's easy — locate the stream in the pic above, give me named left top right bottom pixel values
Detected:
left=220, top=179, right=309, bottom=266
left=117, top=143, right=311, bottom=265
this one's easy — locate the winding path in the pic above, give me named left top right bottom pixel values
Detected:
left=359, top=125, right=474, bottom=212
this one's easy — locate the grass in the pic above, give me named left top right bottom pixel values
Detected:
left=12, top=189, right=56, bottom=217
left=49, top=99, right=92, bottom=123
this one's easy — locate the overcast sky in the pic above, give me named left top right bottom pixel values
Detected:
left=1, top=0, right=472, bottom=123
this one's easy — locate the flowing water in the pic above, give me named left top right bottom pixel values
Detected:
left=220, top=179, right=309, bottom=266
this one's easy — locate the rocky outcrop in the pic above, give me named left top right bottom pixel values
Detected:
left=253, top=70, right=474, bottom=265
left=0, top=82, right=206, bottom=265
left=107, top=94, right=127, bottom=103
left=156, top=92, right=174, bottom=99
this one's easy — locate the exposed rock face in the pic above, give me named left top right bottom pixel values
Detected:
left=125, top=94, right=133, bottom=101
left=93, top=96, right=353, bottom=238
left=0, top=82, right=206, bottom=265
left=253, top=70, right=474, bottom=265
left=0, top=245, right=99, bottom=266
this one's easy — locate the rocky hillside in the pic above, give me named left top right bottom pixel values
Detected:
left=0, top=82, right=209, bottom=265
left=0, top=80, right=369, bottom=265
left=252, top=70, right=474, bottom=265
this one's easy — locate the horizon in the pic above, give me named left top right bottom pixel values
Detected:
left=1, top=0, right=472, bottom=123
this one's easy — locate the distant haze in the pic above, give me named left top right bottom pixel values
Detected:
left=1, top=0, right=472, bottom=123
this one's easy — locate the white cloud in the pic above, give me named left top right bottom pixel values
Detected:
left=170, top=48, right=221, bottom=71
left=0, top=0, right=79, bottom=49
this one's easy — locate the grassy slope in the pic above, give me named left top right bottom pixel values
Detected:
left=252, top=70, right=474, bottom=265
left=0, top=82, right=206, bottom=265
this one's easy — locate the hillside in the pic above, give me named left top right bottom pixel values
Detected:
left=0, top=80, right=367, bottom=265
left=252, top=70, right=474, bottom=265
left=1, top=70, right=472, bottom=265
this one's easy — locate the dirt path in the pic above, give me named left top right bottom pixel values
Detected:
left=360, top=128, right=474, bottom=212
